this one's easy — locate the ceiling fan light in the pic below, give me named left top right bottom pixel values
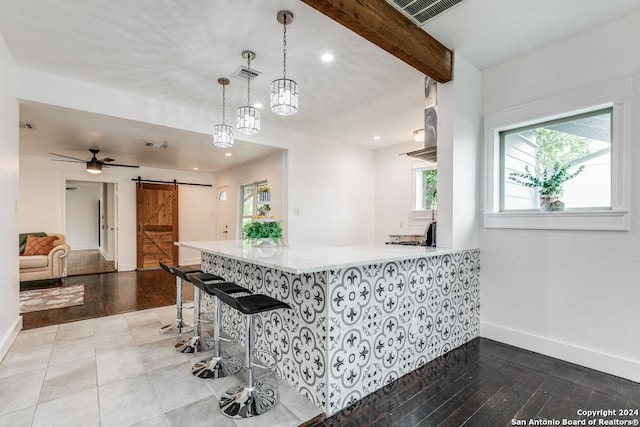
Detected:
left=86, top=160, right=102, bottom=174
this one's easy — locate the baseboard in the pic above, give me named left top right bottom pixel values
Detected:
left=99, top=248, right=115, bottom=261
left=481, top=321, right=640, bottom=383
left=117, top=263, right=135, bottom=272
left=0, top=316, right=23, bottom=363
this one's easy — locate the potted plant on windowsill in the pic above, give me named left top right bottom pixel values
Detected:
left=508, top=162, right=584, bottom=211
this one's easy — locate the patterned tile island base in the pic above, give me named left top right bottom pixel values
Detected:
left=199, top=249, right=480, bottom=416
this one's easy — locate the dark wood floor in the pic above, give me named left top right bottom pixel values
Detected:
left=20, top=268, right=193, bottom=330
left=66, top=249, right=116, bottom=276
left=20, top=271, right=640, bottom=426
left=312, top=338, right=640, bottom=427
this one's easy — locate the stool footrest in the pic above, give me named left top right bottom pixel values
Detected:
left=192, top=355, right=242, bottom=380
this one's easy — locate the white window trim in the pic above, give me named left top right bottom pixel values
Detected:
left=483, top=77, right=631, bottom=231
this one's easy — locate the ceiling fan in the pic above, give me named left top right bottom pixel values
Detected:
left=49, top=149, right=140, bottom=174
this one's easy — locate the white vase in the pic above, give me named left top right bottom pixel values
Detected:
left=539, top=195, right=560, bottom=212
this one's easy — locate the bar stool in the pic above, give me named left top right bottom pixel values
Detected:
left=189, top=276, right=248, bottom=379
left=158, top=261, right=193, bottom=336
left=173, top=267, right=225, bottom=354
left=212, top=286, right=291, bottom=419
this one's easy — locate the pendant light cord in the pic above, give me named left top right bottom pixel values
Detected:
left=222, top=84, right=226, bottom=124
left=282, top=15, right=287, bottom=79
left=247, top=54, right=252, bottom=105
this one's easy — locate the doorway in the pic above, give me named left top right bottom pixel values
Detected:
left=65, top=180, right=118, bottom=276
left=216, top=186, right=229, bottom=239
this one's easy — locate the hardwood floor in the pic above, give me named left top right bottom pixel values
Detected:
left=66, top=249, right=116, bottom=276
left=19, top=271, right=640, bottom=426
left=312, top=338, right=640, bottom=427
left=20, top=268, right=194, bottom=330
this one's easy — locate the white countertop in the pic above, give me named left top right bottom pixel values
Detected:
left=176, top=240, right=456, bottom=274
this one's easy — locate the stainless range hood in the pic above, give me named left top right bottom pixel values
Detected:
left=407, top=77, right=437, bottom=162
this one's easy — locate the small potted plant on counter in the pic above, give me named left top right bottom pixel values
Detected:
left=508, top=162, right=584, bottom=211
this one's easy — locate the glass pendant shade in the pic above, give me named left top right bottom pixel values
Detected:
left=213, top=123, right=234, bottom=148
left=271, top=11, right=298, bottom=116
left=213, top=77, right=233, bottom=148
left=237, top=50, right=261, bottom=135
left=237, top=105, right=261, bottom=135
left=270, top=78, right=298, bottom=116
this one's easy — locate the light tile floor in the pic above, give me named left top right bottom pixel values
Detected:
left=0, top=306, right=323, bottom=427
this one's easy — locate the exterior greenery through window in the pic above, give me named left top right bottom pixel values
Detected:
left=241, top=180, right=267, bottom=233
left=500, top=108, right=612, bottom=211
left=416, top=168, right=437, bottom=210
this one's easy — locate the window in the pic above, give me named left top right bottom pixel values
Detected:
left=484, top=77, right=630, bottom=230
left=240, top=181, right=267, bottom=234
left=501, top=108, right=612, bottom=211
left=415, top=167, right=437, bottom=211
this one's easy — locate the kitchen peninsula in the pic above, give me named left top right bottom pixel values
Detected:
left=177, top=240, right=480, bottom=415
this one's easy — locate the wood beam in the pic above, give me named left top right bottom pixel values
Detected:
left=300, top=0, right=453, bottom=83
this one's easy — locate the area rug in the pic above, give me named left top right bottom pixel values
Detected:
left=19, top=284, right=85, bottom=313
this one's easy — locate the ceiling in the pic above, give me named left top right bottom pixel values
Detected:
left=2, top=0, right=639, bottom=173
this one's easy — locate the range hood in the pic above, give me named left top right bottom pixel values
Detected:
left=407, top=77, right=437, bottom=163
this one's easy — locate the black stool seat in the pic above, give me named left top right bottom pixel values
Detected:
left=213, top=289, right=291, bottom=315
left=204, top=281, right=248, bottom=297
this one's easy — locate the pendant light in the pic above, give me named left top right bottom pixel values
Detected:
left=270, top=10, right=298, bottom=116
left=213, top=78, right=234, bottom=148
left=237, top=50, right=261, bottom=135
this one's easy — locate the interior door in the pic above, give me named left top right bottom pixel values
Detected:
left=216, top=186, right=229, bottom=240
left=136, top=183, right=178, bottom=269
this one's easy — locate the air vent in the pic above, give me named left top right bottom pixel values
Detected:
left=230, top=66, right=262, bottom=82
left=19, top=121, right=36, bottom=130
left=145, top=141, right=168, bottom=149
left=386, top=0, right=464, bottom=24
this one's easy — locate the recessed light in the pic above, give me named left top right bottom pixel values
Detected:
left=224, top=152, right=233, bottom=157
left=372, top=135, right=381, bottom=141
left=254, top=102, right=263, bottom=109
left=192, top=167, right=199, bottom=171
left=321, top=53, right=334, bottom=62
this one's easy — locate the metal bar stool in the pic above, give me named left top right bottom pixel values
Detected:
left=172, top=267, right=225, bottom=354
left=212, top=286, right=291, bottom=419
left=189, top=276, right=249, bottom=379
left=158, top=261, right=193, bottom=336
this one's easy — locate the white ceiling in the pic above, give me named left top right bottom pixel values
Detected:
left=2, top=0, right=639, bottom=173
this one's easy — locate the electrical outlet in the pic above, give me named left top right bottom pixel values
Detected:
left=293, top=208, right=300, bottom=216
left=399, top=221, right=404, bottom=229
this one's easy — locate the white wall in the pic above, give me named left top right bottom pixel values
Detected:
left=65, top=182, right=101, bottom=249
left=19, top=155, right=216, bottom=270
left=480, top=11, right=640, bottom=381
left=0, top=31, right=20, bottom=361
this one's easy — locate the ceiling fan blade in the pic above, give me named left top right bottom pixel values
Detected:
left=49, top=152, right=85, bottom=162
left=52, top=159, right=85, bottom=163
left=104, top=163, right=140, bottom=168
left=99, top=158, right=116, bottom=163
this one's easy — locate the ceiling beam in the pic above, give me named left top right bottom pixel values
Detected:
left=300, top=0, right=453, bottom=83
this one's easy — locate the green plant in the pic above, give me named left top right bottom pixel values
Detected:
left=257, top=185, right=271, bottom=193
left=243, top=220, right=282, bottom=239
left=508, top=162, right=584, bottom=196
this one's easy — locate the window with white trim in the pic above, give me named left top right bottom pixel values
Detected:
left=500, top=108, right=612, bottom=211
left=484, top=77, right=630, bottom=231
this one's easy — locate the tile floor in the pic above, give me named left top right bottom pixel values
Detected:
left=0, top=306, right=323, bottom=427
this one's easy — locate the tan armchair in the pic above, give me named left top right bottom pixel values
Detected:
left=19, top=233, right=71, bottom=282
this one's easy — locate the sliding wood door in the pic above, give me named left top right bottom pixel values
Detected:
left=136, top=183, right=178, bottom=269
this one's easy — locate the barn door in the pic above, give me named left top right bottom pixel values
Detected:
left=136, top=183, right=178, bottom=269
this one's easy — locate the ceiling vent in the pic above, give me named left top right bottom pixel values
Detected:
left=230, top=65, right=262, bottom=82
left=19, top=121, right=36, bottom=130
left=145, top=141, right=168, bottom=149
left=385, top=0, right=465, bottom=25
